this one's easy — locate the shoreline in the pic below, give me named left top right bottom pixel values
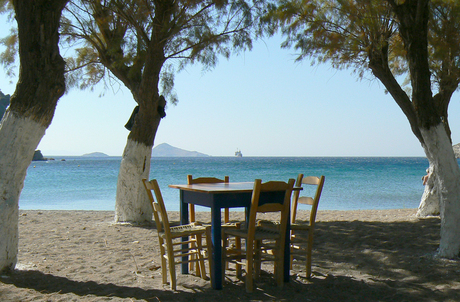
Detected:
left=2, top=209, right=458, bottom=302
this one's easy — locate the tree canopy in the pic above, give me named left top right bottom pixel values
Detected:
left=60, top=0, right=264, bottom=103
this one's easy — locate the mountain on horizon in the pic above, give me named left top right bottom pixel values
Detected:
left=82, top=152, right=109, bottom=157
left=152, top=143, right=210, bottom=157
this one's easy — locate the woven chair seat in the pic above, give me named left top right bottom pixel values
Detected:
left=158, top=223, right=207, bottom=238
left=290, top=223, right=311, bottom=231
left=224, top=225, right=282, bottom=240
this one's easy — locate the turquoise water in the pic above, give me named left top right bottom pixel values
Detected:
left=20, top=157, right=430, bottom=212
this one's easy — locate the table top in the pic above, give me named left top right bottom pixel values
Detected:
left=169, top=182, right=255, bottom=194
left=169, top=181, right=302, bottom=194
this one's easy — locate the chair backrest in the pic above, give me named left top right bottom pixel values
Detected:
left=142, top=179, right=171, bottom=237
left=247, top=179, right=295, bottom=239
left=187, top=175, right=230, bottom=222
left=187, top=175, right=230, bottom=184
left=291, top=174, right=325, bottom=226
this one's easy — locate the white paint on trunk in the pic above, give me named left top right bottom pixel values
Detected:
left=416, top=165, right=440, bottom=217
left=115, top=139, right=153, bottom=223
left=0, top=111, right=46, bottom=271
left=421, top=124, right=460, bottom=258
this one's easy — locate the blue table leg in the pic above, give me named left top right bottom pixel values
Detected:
left=180, top=190, right=189, bottom=274
left=210, top=204, right=222, bottom=289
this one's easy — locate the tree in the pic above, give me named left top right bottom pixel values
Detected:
left=0, top=0, right=68, bottom=272
left=61, top=0, right=262, bottom=223
left=266, top=0, right=460, bottom=257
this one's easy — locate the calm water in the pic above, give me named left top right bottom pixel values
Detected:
left=20, top=157, right=430, bottom=212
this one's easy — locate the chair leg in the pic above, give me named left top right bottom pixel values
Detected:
left=306, top=233, right=314, bottom=278
left=246, top=239, right=254, bottom=293
left=163, top=238, right=177, bottom=290
left=168, top=254, right=177, bottom=291
left=195, top=233, right=208, bottom=280
left=254, top=240, right=261, bottom=280
left=188, top=204, right=197, bottom=272
left=189, top=238, right=199, bottom=277
left=205, top=226, right=213, bottom=273
left=275, top=246, right=285, bottom=288
left=159, top=240, right=168, bottom=286
left=235, top=236, right=242, bottom=277
left=193, top=238, right=201, bottom=278
left=306, top=253, right=312, bottom=278
left=224, top=208, right=230, bottom=223
left=161, top=255, right=168, bottom=285
left=189, top=204, right=196, bottom=223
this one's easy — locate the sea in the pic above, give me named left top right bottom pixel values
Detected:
left=20, top=156, right=433, bottom=212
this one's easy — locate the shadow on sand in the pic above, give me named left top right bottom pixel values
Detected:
left=3, top=217, right=460, bottom=302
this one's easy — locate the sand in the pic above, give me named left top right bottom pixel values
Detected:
left=0, top=209, right=459, bottom=302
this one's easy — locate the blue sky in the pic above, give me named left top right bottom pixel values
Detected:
left=1, top=33, right=459, bottom=157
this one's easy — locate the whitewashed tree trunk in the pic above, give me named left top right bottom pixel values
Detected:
left=421, top=124, right=460, bottom=258
left=0, top=111, right=46, bottom=271
left=416, top=165, right=440, bottom=217
left=114, top=139, right=153, bottom=223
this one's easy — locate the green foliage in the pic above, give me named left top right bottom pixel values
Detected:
left=61, top=0, right=264, bottom=104
left=0, top=28, right=18, bottom=77
left=265, top=0, right=396, bottom=78
left=429, top=0, right=460, bottom=94
left=0, top=1, right=17, bottom=78
left=0, top=0, right=13, bottom=15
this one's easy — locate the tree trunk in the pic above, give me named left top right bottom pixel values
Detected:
left=114, top=95, right=165, bottom=223
left=416, top=164, right=440, bottom=217
left=0, top=112, right=46, bottom=271
left=0, top=0, right=67, bottom=272
left=421, top=124, right=460, bottom=258
left=115, top=139, right=154, bottom=222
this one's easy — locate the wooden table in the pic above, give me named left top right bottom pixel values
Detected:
left=169, top=182, right=292, bottom=290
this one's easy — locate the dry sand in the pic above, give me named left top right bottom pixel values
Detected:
left=1, top=209, right=459, bottom=301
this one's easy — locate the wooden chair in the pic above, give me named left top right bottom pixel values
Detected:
left=142, top=179, right=212, bottom=291
left=222, top=178, right=295, bottom=292
left=290, top=174, right=325, bottom=278
left=187, top=175, right=230, bottom=223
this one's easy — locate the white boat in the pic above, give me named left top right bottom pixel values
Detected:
left=235, top=149, right=242, bottom=157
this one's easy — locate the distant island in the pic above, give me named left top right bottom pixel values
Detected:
left=0, top=90, right=11, bottom=119
left=32, top=150, right=53, bottom=161
left=82, top=152, right=110, bottom=157
left=453, top=143, right=460, bottom=158
left=152, top=143, right=210, bottom=157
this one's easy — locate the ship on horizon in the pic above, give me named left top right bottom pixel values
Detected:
left=235, top=149, right=242, bottom=157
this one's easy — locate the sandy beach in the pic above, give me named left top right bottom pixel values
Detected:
left=1, top=209, right=459, bottom=301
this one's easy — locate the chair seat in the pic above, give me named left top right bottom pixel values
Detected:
left=194, top=221, right=241, bottom=228
left=224, top=226, right=282, bottom=240
left=158, top=223, right=208, bottom=239
left=290, top=223, right=311, bottom=231
left=258, top=220, right=311, bottom=231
